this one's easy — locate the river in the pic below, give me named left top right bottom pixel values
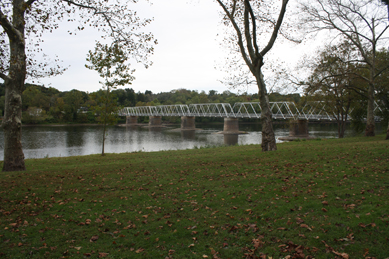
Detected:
left=0, top=122, right=363, bottom=160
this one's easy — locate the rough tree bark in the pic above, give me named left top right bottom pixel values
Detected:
left=256, top=71, right=276, bottom=151
left=1, top=0, right=26, bottom=171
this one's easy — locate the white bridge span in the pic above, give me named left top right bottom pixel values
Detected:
left=119, top=101, right=384, bottom=121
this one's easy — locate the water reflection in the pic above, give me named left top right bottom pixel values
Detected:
left=0, top=123, right=367, bottom=160
left=224, top=134, right=238, bottom=145
left=181, top=130, right=196, bottom=140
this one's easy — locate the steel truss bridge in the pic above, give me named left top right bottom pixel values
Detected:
left=119, top=101, right=384, bottom=121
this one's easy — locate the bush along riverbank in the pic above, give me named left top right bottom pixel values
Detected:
left=0, top=135, right=388, bottom=258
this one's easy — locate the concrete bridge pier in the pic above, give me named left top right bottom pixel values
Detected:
left=126, top=116, right=138, bottom=125
left=223, top=118, right=240, bottom=134
left=149, top=116, right=163, bottom=127
left=289, top=119, right=309, bottom=138
left=181, top=116, right=196, bottom=130
left=279, top=119, right=315, bottom=141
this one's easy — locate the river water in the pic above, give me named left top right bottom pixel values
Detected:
left=0, top=123, right=360, bottom=160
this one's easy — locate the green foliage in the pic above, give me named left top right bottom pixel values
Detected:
left=22, top=107, right=48, bottom=124
left=86, top=42, right=133, bottom=155
left=90, top=90, right=119, bottom=126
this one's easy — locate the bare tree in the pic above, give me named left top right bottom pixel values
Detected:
left=216, top=0, right=291, bottom=151
left=0, top=0, right=155, bottom=171
left=299, top=0, right=389, bottom=137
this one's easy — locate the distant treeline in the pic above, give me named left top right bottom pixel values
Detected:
left=0, top=83, right=300, bottom=124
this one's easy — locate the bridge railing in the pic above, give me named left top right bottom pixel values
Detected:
left=188, top=103, right=235, bottom=117
left=118, top=101, right=385, bottom=121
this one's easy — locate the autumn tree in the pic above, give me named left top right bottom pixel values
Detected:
left=298, top=0, right=389, bottom=137
left=0, top=0, right=155, bottom=171
left=304, top=41, right=365, bottom=138
left=86, top=42, right=134, bottom=156
left=216, top=0, right=291, bottom=151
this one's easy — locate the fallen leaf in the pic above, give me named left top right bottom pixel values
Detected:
left=332, top=251, right=349, bottom=259
left=90, top=235, right=99, bottom=242
left=74, top=247, right=82, bottom=251
left=136, top=248, right=145, bottom=253
left=98, top=252, right=109, bottom=258
left=300, top=224, right=312, bottom=231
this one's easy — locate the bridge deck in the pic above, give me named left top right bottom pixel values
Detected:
left=118, top=101, right=384, bottom=121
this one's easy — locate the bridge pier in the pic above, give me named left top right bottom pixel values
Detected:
left=218, top=117, right=246, bottom=134
left=149, top=116, right=163, bottom=127
left=224, top=118, right=239, bottom=133
left=289, top=119, right=309, bottom=138
left=279, top=119, right=315, bottom=141
left=126, top=116, right=138, bottom=125
left=181, top=116, right=196, bottom=130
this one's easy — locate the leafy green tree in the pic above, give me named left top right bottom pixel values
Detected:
left=304, top=41, right=364, bottom=138
left=22, top=107, right=48, bottom=124
left=0, top=0, right=155, bottom=171
left=299, top=0, right=389, bottom=137
left=63, top=90, right=85, bottom=122
left=86, top=42, right=134, bottom=156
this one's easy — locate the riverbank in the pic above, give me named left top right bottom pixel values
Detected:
left=1, top=135, right=388, bottom=258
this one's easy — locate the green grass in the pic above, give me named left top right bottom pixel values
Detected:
left=0, top=135, right=388, bottom=258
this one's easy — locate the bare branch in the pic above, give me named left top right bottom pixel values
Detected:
left=0, top=71, right=10, bottom=81
left=260, top=0, right=289, bottom=57
left=0, top=8, right=23, bottom=42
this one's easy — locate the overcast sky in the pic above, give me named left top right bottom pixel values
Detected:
left=31, top=0, right=310, bottom=95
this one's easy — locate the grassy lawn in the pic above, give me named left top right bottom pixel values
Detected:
left=0, top=135, right=388, bottom=258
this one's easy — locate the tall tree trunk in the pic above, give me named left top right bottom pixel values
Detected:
left=256, top=72, right=277, bottom=151
left=365, top=85, right=375, bottom=136
left=386, top=121, right=389, bottom=140
left=2, top=1, right=26, bottom=171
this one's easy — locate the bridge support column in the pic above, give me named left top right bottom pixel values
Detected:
left=149, top=116, right=162, bottom=127
left=289, top=119, right=309, bottom=138
left=181, top=116, right=196, bottom=130
left=279, top=119, right=314, bottom=141
left=126, top=116, right=138, bottom=125
left=223, top=118, right=240, bottom=134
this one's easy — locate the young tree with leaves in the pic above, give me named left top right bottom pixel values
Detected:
left=0, top=0, right=155, bottom=171
left=299, top=0, right=389, bottom=137
left=216, top=0, right=291, bottom=151
left=86, top=43, right=134, bottom=156
left=304, top=41, right=365, bottom=138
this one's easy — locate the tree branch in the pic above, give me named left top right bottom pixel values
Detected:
left=0, top=8, right=23, bottom=42
left=216, top=0, right=253, bottom=70
left=0, top=71, right=10, bottom=81
left=260, top=0, right=289, bottom=57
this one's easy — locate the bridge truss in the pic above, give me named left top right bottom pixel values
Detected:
left=119, top=101, right=384, bottom=121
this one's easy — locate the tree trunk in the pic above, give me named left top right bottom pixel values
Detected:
left=386, top=121, right=389, bottom=140
left=365, top=96, right=375, bottom=136
left=2, top=1, right=26, bottom=171
left=256, top=72, right=277, bottom=151
left=365, top=77, right=375, bottom=137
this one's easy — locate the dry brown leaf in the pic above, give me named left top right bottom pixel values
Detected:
left=300, top=224, right=312, bottom=231
left=332, top=251, right=349, bottom=259
left=98, top=252, right=109, bottom=258
left=90, top=235, right=99, bottom=242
